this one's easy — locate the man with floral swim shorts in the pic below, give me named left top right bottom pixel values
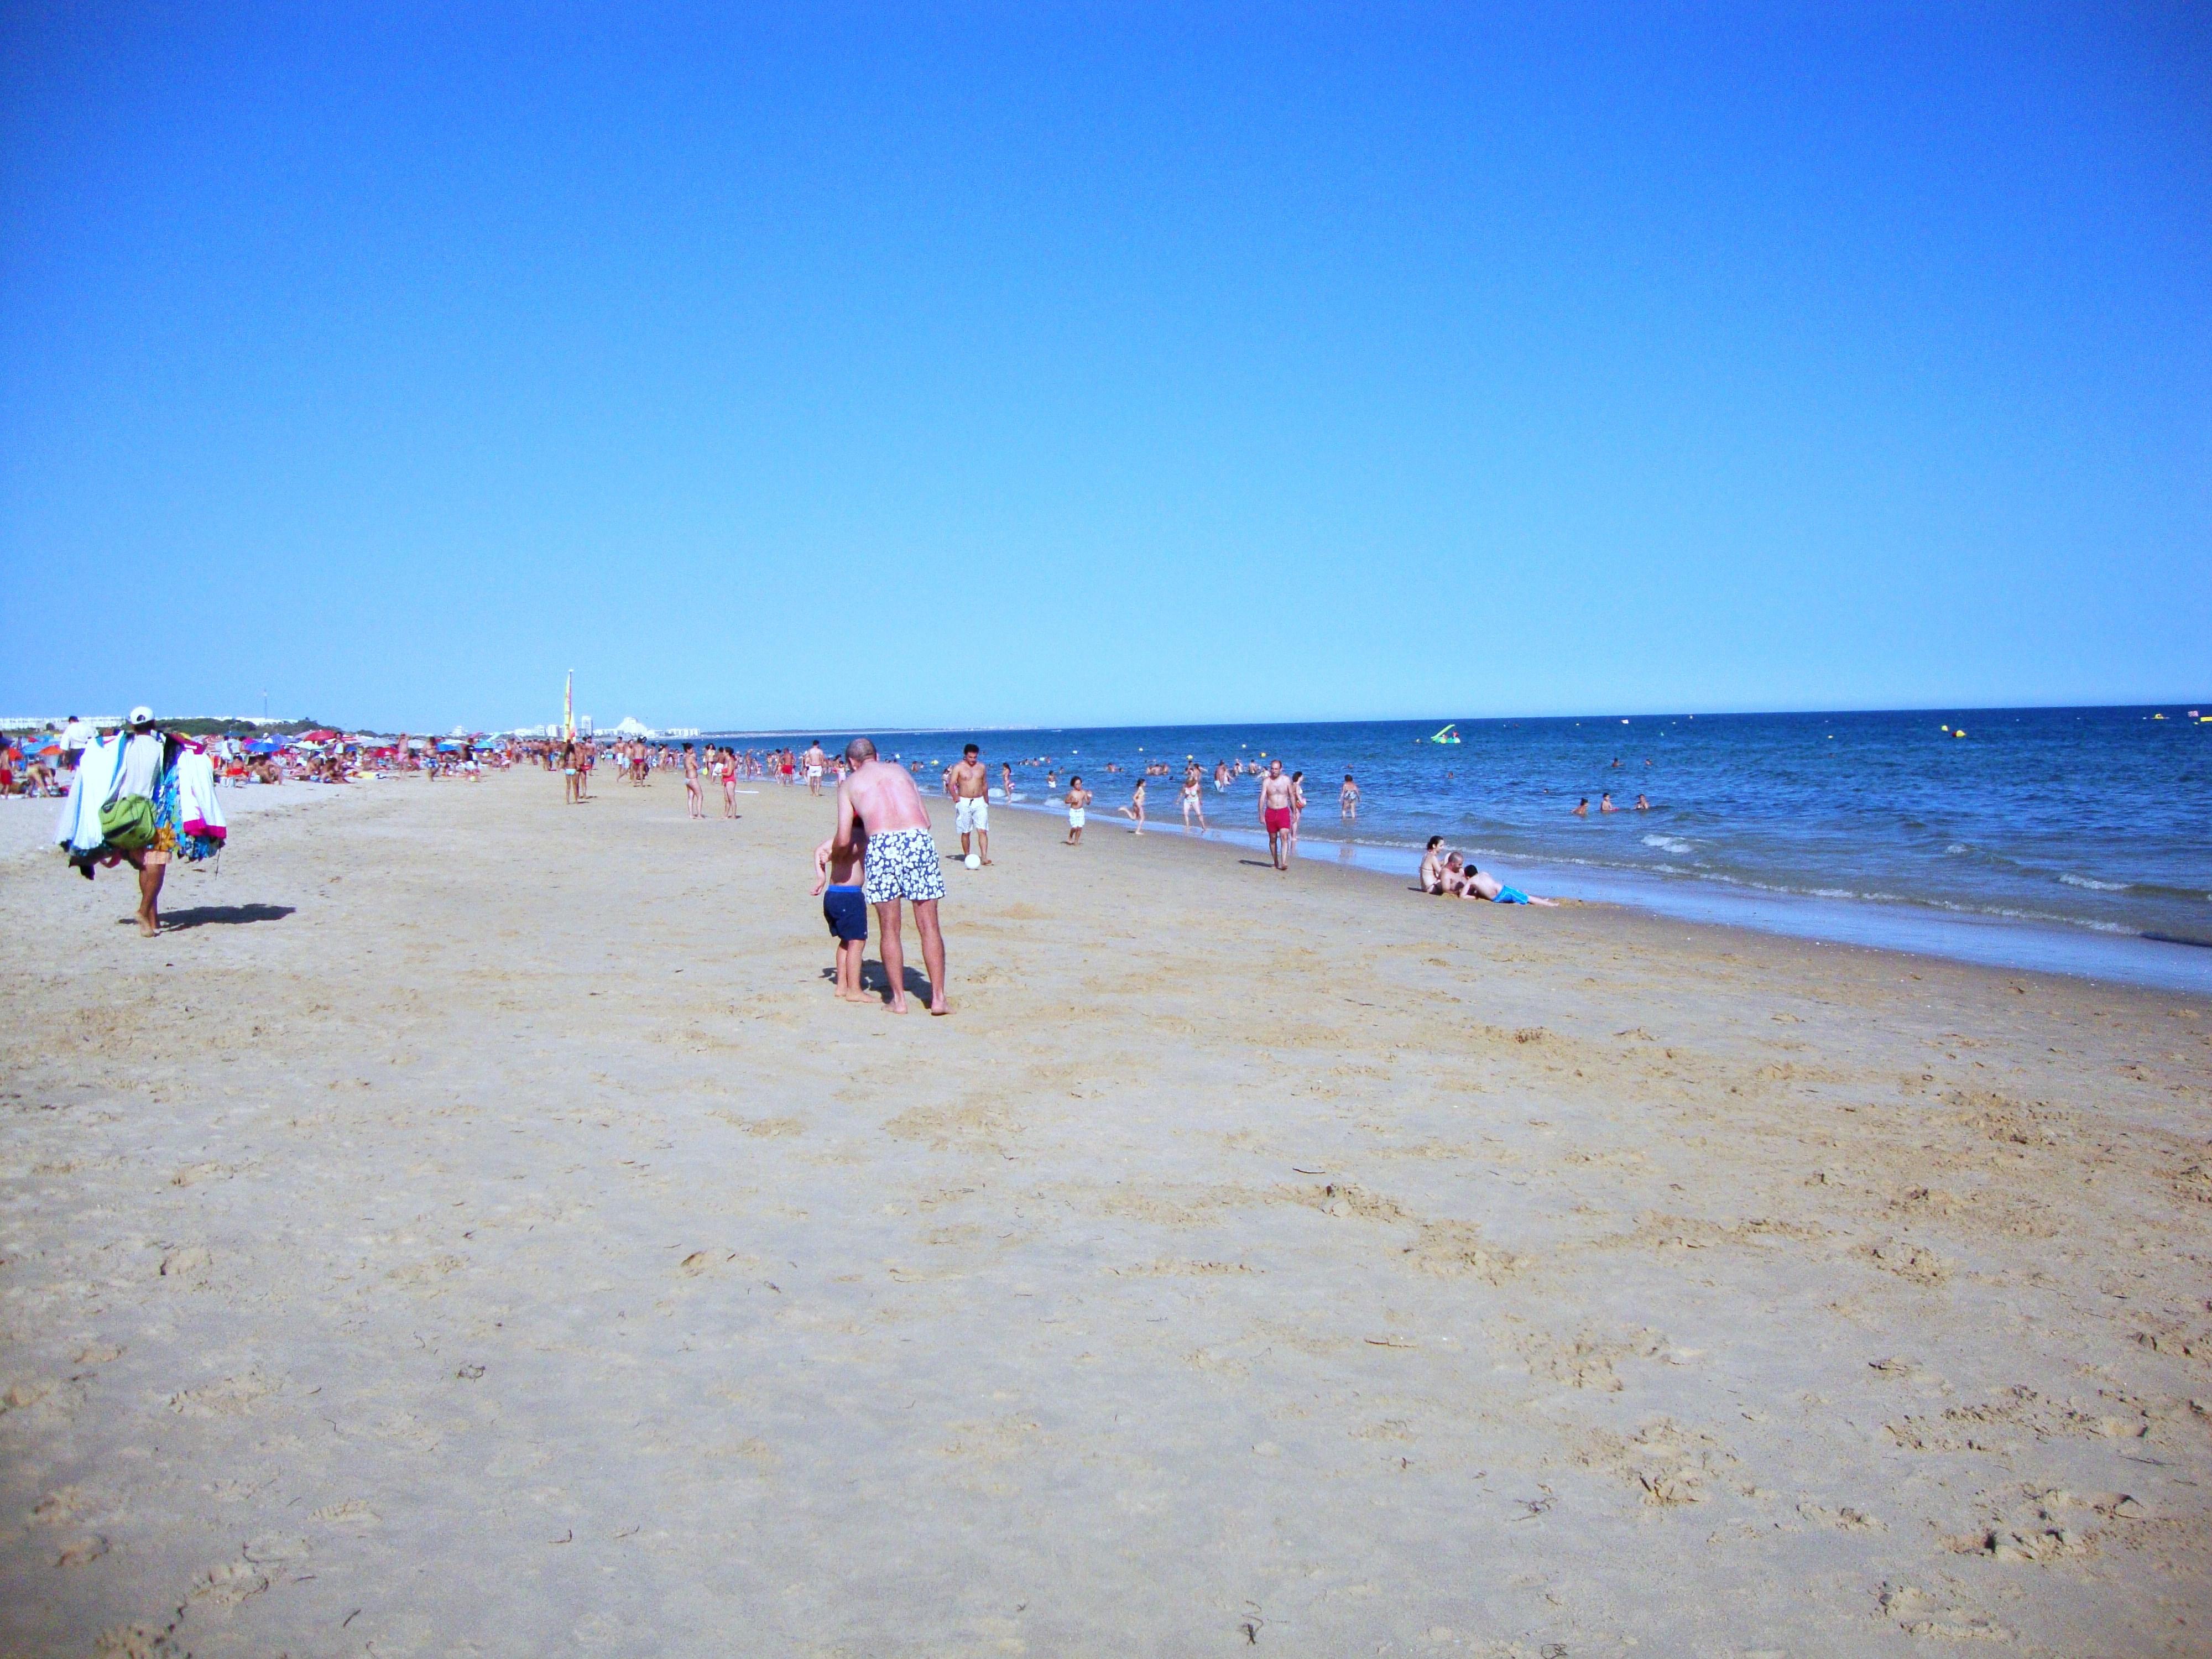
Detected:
left=834, top=737, right=951, bottom=1015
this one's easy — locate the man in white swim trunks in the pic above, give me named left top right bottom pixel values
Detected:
left=945, top=742, right=991, bottom=866
left=804, top=740, right=826, bottom=797
left=835, top=738, right=951, bottom=1014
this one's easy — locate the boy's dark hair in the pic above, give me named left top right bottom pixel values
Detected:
left=964, top=743, right=979, bottom=756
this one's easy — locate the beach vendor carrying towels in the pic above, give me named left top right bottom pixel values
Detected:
left=55, top=706, right=227, bottom=936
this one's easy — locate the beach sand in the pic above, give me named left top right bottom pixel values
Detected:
left=2, top=770, right=2206, bottom=1657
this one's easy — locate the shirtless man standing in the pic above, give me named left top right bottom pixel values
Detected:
left=837, top=738, right=951, bottom=1014
left=944, top=743, right=992, bottom=866
left=804, top=740, right=827, bottom=797
left=1258, top=759, right=1297, bottom=872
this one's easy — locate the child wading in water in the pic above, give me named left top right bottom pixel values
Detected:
left=1064, top=775, right=1092, bottom=846
left=813, top=828, right=870, bottom=1001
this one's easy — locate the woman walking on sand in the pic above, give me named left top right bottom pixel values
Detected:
left=1118, top=776, right=1147, bottom=834
left=721, top=749, right=739, bottom=817
left=684, top=745, right=705, bottom=818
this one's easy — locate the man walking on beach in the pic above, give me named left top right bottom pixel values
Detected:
left=837, top=738, right=951, bottom=1014
left=945, top=742, right=991, bottom=867
left=1259, top=759, right=1297, bottom=872
left=804, top=740, right=827, bottom=797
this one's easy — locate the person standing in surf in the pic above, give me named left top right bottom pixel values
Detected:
left=1258, top=759, right=1297, bottom=872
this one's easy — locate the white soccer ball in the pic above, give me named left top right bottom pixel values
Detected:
left=964, top=852, right=982, bottom=870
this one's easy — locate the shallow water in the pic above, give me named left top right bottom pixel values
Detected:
left=707, top=707, right=2212, bottom=992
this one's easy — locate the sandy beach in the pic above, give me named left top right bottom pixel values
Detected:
left=2, top=769, right=2206, bottom=1658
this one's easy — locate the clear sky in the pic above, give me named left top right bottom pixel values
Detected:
left=2, top=4, right=2206, bottom=732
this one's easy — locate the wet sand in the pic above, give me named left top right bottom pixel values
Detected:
left=2, top=769, right=2207, bottom=1657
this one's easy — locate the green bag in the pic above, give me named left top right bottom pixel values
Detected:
left=100, top=792, right=155, bottom=851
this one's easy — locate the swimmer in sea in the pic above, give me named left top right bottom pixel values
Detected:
left=1340, top=772, right=1359, bottom=818
left=1634, top=794, right=1650, bottom=811
left=1572, top=797, right=1588, bottom=817
left=1600, top=792, right=1617, bottom=813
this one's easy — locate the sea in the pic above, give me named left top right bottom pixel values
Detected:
left=705, top=708, right=2212, bottom=994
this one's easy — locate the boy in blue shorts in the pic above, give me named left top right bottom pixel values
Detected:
left=813, top=828, right=870, bottom=1001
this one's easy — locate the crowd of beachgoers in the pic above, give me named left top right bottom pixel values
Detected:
left=2, top=718, right=538, bottom=795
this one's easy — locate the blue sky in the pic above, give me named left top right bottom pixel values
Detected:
left=2, top=3, right=2205, bottom=731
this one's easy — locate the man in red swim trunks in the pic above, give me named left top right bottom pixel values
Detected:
left=1258, top=759, right=1297, bottom=872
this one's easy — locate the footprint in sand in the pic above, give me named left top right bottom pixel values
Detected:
left=157, top=1245, right=212, bottom=1280
left=55, top=1534, right=109, bottom=1567
left=190, top=1559, right=272, bottom=1606
left=166, top=1370, right=278, bottom=1418
left=1863, top=1238, right=1952, bottom=1285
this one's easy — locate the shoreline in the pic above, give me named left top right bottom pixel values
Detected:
left=990, top=794, right=2212, bottom=995
left=980, top=789, right=2209, bottom=1016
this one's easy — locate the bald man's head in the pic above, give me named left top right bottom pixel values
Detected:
left=846, top=737, right=877, bottom=765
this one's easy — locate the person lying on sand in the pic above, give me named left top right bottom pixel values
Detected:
left=1462, top=864, right=1558, bottom=906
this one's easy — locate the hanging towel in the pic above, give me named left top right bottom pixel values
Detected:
left=176, top=747, right=227, bottom=841
left=55, top=734, right=128, bottom=854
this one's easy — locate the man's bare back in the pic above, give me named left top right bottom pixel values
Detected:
left=840, top=759, right=932, bottom=841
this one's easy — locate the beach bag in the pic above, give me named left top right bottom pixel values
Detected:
left=100, top=791, right=156, bottom=851
left=100, top=740, right=159, bottom=851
